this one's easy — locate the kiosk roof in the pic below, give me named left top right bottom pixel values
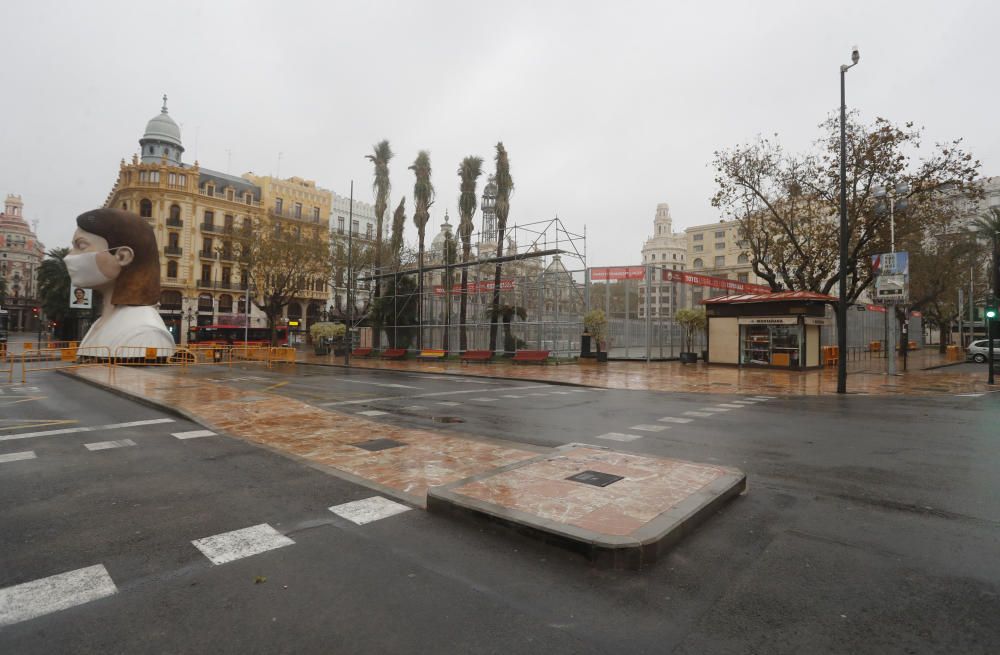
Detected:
left=702, top=291, right=838, bottom=305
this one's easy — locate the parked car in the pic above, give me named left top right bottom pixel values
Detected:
left=966, top=339, right=1000, bottom=363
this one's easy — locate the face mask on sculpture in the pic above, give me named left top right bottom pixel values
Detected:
left=64, top=248, right=132, bottom=288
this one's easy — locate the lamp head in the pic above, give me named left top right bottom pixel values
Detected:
left=851, top=46, right=860, bottom=65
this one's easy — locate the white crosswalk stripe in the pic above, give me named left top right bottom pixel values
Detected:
left=630, top=424, right=670, bottom=432
left=329, top=496, right=411, bottom=525
left=0, top=450, right=37, bottom=463
left=683, top=411, right=714, bottom=418
left=0, top=418, right=174, bottom=443
left=172, top=430, right=215, bottom=440
left=717, top=404, right=744, bottom=409
left=192, top=523, right=295, bottom=565
left=594, top=432, right=643, bottom=442
left=658, top=416, right=693, bottom=424
left=357, top=410, right=389, bottom=417
left=0, top=564, right=118, bottom=627
left=84, top=439, right=136, bottom=451
left=698, top=407, right=730, bottom=412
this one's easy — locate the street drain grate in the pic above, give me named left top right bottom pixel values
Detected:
left=566, top=470, right=624, bottom=487
left=352, top=438, right=406, bottom=452
left=433, top=416, right=465, bottom=424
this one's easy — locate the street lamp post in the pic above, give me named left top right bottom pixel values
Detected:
left=874, top=183, right=909, bottom=376
left=345, top=180, right=354, bottom=366
left=837, top=45, right=860, bottom=394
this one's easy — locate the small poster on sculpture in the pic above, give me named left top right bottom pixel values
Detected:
left=70, top=286, right=93, bottom=309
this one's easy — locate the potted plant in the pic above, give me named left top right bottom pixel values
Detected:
left=583, top=309, right=609, bottom=362
left=309, top=322, right=346, bottom=356
left=675, top=308, right=706, bottom=364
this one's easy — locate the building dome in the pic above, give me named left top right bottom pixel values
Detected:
left=431, top=211, right=454, bottom=255
left=139, top=95, right=184, bottom=165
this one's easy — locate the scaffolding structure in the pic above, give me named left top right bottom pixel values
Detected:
left=358, top=217, right=588, bottom=357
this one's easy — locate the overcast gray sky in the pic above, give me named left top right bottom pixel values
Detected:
left=2, top=0, right=998, bottom=266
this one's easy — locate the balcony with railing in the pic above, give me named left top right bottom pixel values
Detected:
left=166, top=217, right=183, bottom=228
left=268, top=206, right=326, bottom=224
left=199, top=250, right=217, bottom=260
left=200, top=222, right=225, bottom=234
left=164, top=245, right=182, bottom=256
left=199, top=188, right=261, bottom=207
left=218, top=249, right=236, bottom=262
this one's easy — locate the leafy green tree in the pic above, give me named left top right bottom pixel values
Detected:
left=36, top=247, right=75, bottom=340
left=457, top=155, right=483, bottom=351
left=441, top=230, right=458, bottom=352
left=487, top=303, right=526, bottom=355
left=390, top=196, right=407, bottom=264
left=409, top=150, right=434, bottom=348
left=369, top=274, right=418, bottom=349
left=366, top=140, right=393, bottom=346
left=0, top=275, right=7, bottom=303
left=489, top=143, right=513, bottom=352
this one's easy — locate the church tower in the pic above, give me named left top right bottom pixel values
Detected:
left=139, top=95, right=184, bottom=165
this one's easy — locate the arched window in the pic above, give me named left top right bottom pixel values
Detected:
left=287, top=302, right=302, bottom=320
left=693, top=258, right=704, bottom=269
left=737, top=253, right=749, bottom=264
left=139, top=199, right=152, bottom=218
left=198, top=294, right=214, bottom=312
left=121, top=201, right=128, bottom=211
left=169, top=204, right=181, bottom=221
left=218, top=294, right=234, bottom=313
left=160, top=290, right=182, bottom=309
left=166, top=260, right=178, bottom=278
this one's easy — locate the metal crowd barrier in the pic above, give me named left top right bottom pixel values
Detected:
left=20, top=346, right=113, bottom=383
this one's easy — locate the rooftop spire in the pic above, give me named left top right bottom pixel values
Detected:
left=161, top=94, right=168, bottom=113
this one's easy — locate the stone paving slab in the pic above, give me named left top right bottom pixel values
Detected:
left=428, top=444, right=746, bottom=570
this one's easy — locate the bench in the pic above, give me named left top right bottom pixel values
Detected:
left=351, top=347, right=373, bottom=358
left=512, top=350, right=550, bottom=364
left=418, top=349, right=446, bottom=359
left=461, top=350, right=493, bottom=363
left=380, top=348, right=407, bottom=360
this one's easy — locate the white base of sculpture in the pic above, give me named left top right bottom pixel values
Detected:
left=79, top=305, right=175, bottom=358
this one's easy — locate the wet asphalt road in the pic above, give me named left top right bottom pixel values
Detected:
left=1, top=365, right=999, bottom=654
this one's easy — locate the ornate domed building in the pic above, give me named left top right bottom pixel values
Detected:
left=0, top=194, right=45, bottom=332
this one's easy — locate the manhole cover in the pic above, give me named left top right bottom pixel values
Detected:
left=566, top=470, right=624, bottom=487
left=353, top=438, right=406, bottom=452
left=432, top=416, right=465, bottom=423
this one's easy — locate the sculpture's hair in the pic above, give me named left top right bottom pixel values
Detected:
left=76, top=208, right=160, bottom=306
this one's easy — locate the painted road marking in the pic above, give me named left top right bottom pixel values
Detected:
left=436, top=401, right=460, bottom=406
left=192, top=523, right=295, bottom=565
left=630, top=424, right=670, bottom=432
left=749, top=396, right=776, bottom=401
left=321, top=384, right=549, bottom=406
left=955, top=393, right=984, bottom=397
left=550, top=391, right=572, bottom=395
left=0, top=564, right=117, bottom=627
left=172, top=430, right=215, bottom=440
left=357, top=410, right=389, bottom=417
left=595, top=432, right=643, bottom=442
left=340, top=379, right=420, bottom=389
left=0, top=419, right=78, bottom=433
left=0, top=418, right=174, bottom=443
left=470, top=398, right=498, bottom=402
left=330, top=496, right=411, bottom=525
left=683, top=411, right=714, bottom=418
left=500, top=395, right=524, bottom=399
left=698, top=407, right=730, bottom=412
left=717, top=404, right=744, bottom=409
left=731, top=400, right=758, bottom=405
left=84, top=439, right=137, bottom=451
left=401, top=405, right=427, bottom=410
left=0, top=451, right=37, bottom=463
left=658, top=416, right=693, bottom=424
left=526, top=393, right=548, bottom=397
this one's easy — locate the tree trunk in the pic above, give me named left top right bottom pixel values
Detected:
left=417, top=241, right=424, bottom=350
left=443, top=266, right=451, bottom=353
left=489, top=230, right=505, bottom=352
left=459, top=244, right=471, bottom=352
left=503, top=316, right=513, bottom=355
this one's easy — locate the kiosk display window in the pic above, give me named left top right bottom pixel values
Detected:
left=741, top=323, right=801, bottom=367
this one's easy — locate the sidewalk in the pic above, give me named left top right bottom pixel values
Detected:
left=299, top=349, right=992, bottom=396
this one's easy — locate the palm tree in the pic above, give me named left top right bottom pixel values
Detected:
left=457, top=156, right=483, bottom=352
left=442, top=230, right=457, bottom=353
left=390, top=196, right=407, bottom=265
left=972, top=206, right=1000, bottom=302
left=36, top=247, right=74, bottom=340
left=409, top=150, right=434, bottom=349
left=487, top=303, right=526, bottom=355
left=488, top=143, right=513, bottom=353
left=365, top=140, right=393, bottom=347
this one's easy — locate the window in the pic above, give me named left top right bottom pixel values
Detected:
left=169, top=204, right=181, bottom=221
left=294, top=202, right=302, bottom=219
left=218, top=294, right=233, bottom=313
left=737, top=272, right=749, bottom=283
left=240, top=270, right=249, bottom=287
left=714, top=255, right=725, bottom=267
left=715, top=230, right=725, bottom=238
left=693, top=258, right=703, bottom=268
left=313, top=207, right=320, bottom=222
left=200, top=267, right=212, bottom=283
left=715, top=242, right=725, bottom=250
left=169, top=173, right=176, bottom=186
left=198, top=293, right=213, bottom=311
left=694, top=244, right=703, bottom=252
left=672, top=253, right=677, bottom=260
left=203, top=238, right=213, bottom=254
left=149, top=171, right=160, bottom=183
left=166, top=260, right=178, bottom=278
left=168, top=232, right=179, bottom=248
left=737, top=253, right=749, bottom=264
left=160, top=290, right=181, bottom=308
left=221, top=267, right=232, bottom=284
left=204, top=210, right=214, bottom=227
left=178, top=174, right=186, bottom=186
left=275, top=198, right=283, bottom=213
left=245, top=193, right=253, bottom=205
left=337, top=217, right=345, bottom=234
left=693, top=233, right=703, bottom=241
left=737, top=240, right=749, bottom=248
left=227, top=189, right=234, bottom=201
left=121, top=201, right=127, bottom=211
left=352, top=220, right=359, bottom=235
left=224, top=214, right=234, bottom=232
left=366, top=223, right=373, bottom=239
left=139, top=199, right=152, bottom=217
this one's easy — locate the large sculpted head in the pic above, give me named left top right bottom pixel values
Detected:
left=66, top=208, right=161, bottom=306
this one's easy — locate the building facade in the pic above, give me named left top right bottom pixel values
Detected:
left=684, top=219, right=763, bottom=306
left=638, top=203, right=686, bottom=319
left=104, top=98, right=330, bottom=344
left=329, top=192, right=378, bottom=317
left=0, top=194, right=45, bottom=331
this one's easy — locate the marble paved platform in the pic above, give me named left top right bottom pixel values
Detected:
left=429, top=444, right=746, bottom=569
left=66, top=367, right=746, bottom=567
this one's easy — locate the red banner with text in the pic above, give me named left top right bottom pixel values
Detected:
left=661, top=269, right=770, bottom=294
left=589, top=266, right=646, bottom=281
left=433, top=279, right=516, bottom=295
